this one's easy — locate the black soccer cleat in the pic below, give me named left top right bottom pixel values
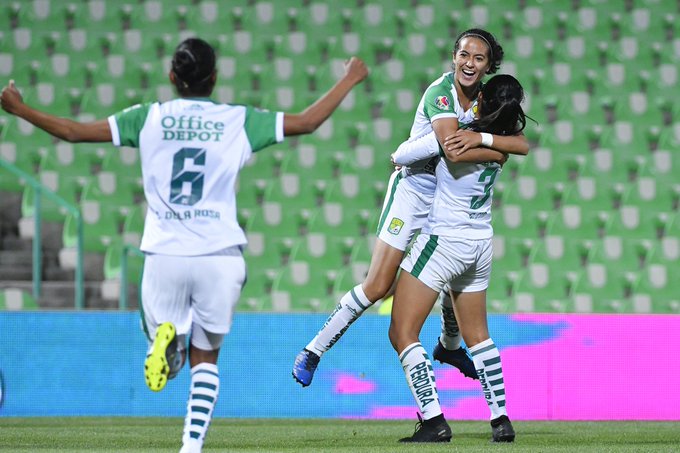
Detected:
left=399, top=414, right=452, bottom=443
left=432, top=340, right=479, bottom=380
left=491, top=415, right=516, bottom=443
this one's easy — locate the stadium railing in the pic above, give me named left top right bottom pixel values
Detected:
left=0, top=158, right=85, bottom=309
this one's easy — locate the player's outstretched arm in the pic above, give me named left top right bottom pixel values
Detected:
left=448, top=129, right=529, bottom=156
left=283, top=57, right=368, bottom=136
left=1, top=80, right=112, bottom=143
left=391, top=132, right=440, bottom=166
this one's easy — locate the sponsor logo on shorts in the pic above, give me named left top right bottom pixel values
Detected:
left=388, top=217, right=404, bottom=235
left=435, top=95, right=450, bottom=110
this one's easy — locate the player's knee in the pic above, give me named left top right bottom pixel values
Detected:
left=388, top=323, right=399, bottom=351
left=362, top=278, right=392, bottom=302
left=388, top=322, right=413, bottom=353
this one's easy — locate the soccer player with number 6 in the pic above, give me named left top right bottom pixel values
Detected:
left=0, top=37, right=367, bottom=453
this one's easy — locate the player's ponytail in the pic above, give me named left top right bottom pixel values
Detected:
left=468, top=74, right=534, bottom=136
left=171, top=38, right=216, bottom=96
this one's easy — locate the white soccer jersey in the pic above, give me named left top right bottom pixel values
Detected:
left=424, top=159, right=502, bottom=240
left=108, top=98, right=284, bottom=255
left=401, top=72, right=479, bottom=194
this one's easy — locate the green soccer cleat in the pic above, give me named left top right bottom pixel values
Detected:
left=144, top=322, right=177, bottom=392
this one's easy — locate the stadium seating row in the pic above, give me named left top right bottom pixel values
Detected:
left=2, top=0, right=679, bottom=313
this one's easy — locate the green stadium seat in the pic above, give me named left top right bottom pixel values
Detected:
left=487, top=270, right=524, bottom=313
left=61, top=198, right=119, bottom=254
left=502, top=176, right=567, bottom=212
left=530, top=237, right=596, bottom=272
left=640, top=63, right=678, bottom=94
left=611, top=91, right=664, bottom=131
left=0, top=288, right=38, bottom=310
left=248, top=203, right=317, bottom=240
left=605, top=207, right=673, bottom=243
left=236, top=177, right=270, bottom=211
left=21, top=171, right=79, bottom=222
left=121, top=203, right=145, bottom=247
left=100, top=146, right=143, bottom=194
left=240, top=256, right=279, bottom=312
left=542, top=90, right=606, bottom=126
left=537, top=119, right=595, bottom=158
left=572, top=262, right=638, bottom=313
left=492, top=236, right=533, bottom=270
left=560, top=175, right=627, bottom=216
left=553, top=35, right=605, bottom=64
left=290, top=136, right=345, bottom=180
left=347, top=235, right=373, bottom=284
left=238, top=143, right=292, bottom=181
left=263, top=173, right=329, bottom=212
left=513, top=262, right=579, bottom=313
left=599, top=121, right=651, bottom=157
left=548, top=207, right=609, bottom=241
left=620, top=8, right=672, bottom=41
left=289, top=233, right=354, bottom=272
left=80, top=172, right=135, bottom=224
left=311, top=197, right=373, bottom=240
left=624, top=173, right=680, bottom=213
left=493, top=206, right=553, bottom=240
left=102, top=236, right=143, bottom=285
left=271, top=261, right=338, bottom=312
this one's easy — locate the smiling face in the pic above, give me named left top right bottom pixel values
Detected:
left=452, top=36, right=492, bottom=90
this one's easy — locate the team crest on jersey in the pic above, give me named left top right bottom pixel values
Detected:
left=388, top=217, right=404, bottom=235
left=435, top=96, right=450, bottom=110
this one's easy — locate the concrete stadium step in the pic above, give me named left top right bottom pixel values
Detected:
left=1, top=234, right=32, bottom=251
left=0, top=265, right=32, bottom=280
left=0, top=249, right=33, bottom=266
left=0, top=280, right=111, bottom=310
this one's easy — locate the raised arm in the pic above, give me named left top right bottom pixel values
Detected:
left=0, top=80, right=112, bottom=143
left=283, top=57, right=368, bottom=136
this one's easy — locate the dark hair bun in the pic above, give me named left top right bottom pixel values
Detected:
left=172, top=38, right=216, bottom=87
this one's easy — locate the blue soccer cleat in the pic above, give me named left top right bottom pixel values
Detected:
left=144, top=322, right=177, bottom=392
left=292, top=349, right=321, bottom=387
left=432, top=340, right=479, bottom=380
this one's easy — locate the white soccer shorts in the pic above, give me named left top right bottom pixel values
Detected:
left=376, top=170, right=434, bottom=251
left=141, top=246, right=246, bottom=350
left=401, top=234, right=493, bottom=293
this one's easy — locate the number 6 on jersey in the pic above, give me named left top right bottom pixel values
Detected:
left=170, top=147, right=206, bottom=206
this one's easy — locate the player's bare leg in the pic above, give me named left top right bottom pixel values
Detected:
left=453, top=290, right=515, bottom=442
left=389, top=272, right=452, bottom=443
left=432, top=291, right=478, bottom=379
left=292, top=239, right=403, bottom=387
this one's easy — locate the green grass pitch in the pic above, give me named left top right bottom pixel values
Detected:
left=1, top=418, right=679, bottom=452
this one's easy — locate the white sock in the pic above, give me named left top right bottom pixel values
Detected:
left=181, top=363, right=219, bottom=452
left=469, top=338, right=508, bottom=420
left=439, top=292, right=462, bottom=350
left=399, top=342, right=443, bottom=421
left=306, top=284, right=372, bottom=356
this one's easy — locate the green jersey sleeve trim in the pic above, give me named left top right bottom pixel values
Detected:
left=423, top=82, right=458, bottom=123
left=244, top=107, right=282, bottom=152
left=111, top=102, right=154, bottom=147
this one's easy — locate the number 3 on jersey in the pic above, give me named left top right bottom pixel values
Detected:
left=170, top=147, right=206, bottom=206
left=470, top=166, right=499, bottom=210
